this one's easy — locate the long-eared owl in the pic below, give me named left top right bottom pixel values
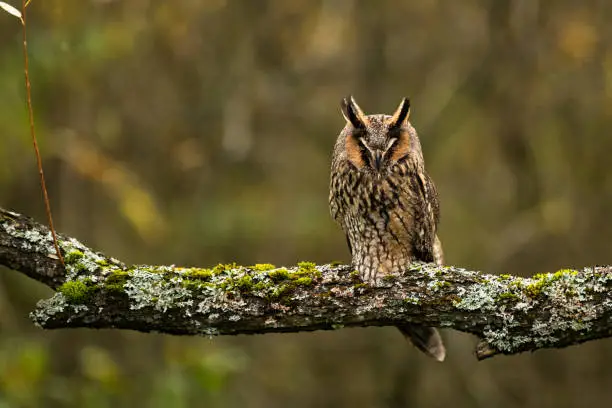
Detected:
left=329, top=96, right=445, bottom=361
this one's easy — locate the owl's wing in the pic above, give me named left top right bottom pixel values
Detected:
left=345, top=234, right=353, bottom=256
left=417, top=170, right=440, bottom=224
left=329, top=199, right=340, bottom=224
left=329, top=182, right=341, bottom=222
left=421, top=171, right=443, bottom=265
left=407, top=169, right=440, bottom=263
left=329, top=177, right=353, bottom=255
left=433, top=234, right=444, bottom=266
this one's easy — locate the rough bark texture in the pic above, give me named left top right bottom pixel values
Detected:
left=1, top=207, right=611, bottom=360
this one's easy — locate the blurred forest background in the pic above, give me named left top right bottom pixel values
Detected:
left=1, top=0, right=612, bottom=407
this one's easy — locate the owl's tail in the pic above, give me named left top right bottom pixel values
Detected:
left=397, top=324, right=446, bottom=362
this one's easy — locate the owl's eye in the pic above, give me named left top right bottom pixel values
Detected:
left=357, top=137, right=374, bottom=156
left=384, top=137, right=398, bottom=153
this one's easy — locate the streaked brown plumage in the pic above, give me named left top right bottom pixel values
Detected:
left=329, top=96, right=446, bottom=361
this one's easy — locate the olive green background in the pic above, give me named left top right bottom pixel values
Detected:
left=1, top=1, right=611, bottom=407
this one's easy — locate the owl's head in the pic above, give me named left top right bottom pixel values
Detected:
left=337, top=96, right=424, bottom=174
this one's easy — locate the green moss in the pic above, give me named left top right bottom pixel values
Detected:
left=260, top=264, right=320, bottom=303
left=64, top=250, right=84, bottom=265
left=433, top=281, right=451, bottom=290
left=527, top=274, right=558, bottom=297
left=105, top=271, right=129, bottom=293
left=211, top=264, right=226, bottom=274
left=508, top=278, right=525, bottom=290
left=382, top=275, right=397, bottom=283
left=235, top=274, right=253, bottom=291
left=95, top=259, right=109, bottom=267
left=211, top=263, right=239, bottom=275
left=217, top=280, right=230, bottom=292
left=185, top=269, right=213, bottom=281
left=64, top=249, right=88, bottom=274
left=270, top=284, right=291, bottom=300
left=525, top=280, right=545, bottom=298
left=475, top=276, right=489, bottom=285
left=182, top=280, right=201, bottom=291
left=263, top=262, right=320, bottom=298
left=297, top=261, right=315, bottom=269
left=293, top=277, right=313, bottom=286
left=498, top=292, right=519, bottom=301
left=92, top=261, right=325, bottom=306
left=268, top=268, right=290, bottom=282
left=554, top=269, right=578, bottom=277
left=353, top=283, right=368, bottom=290
left=296, top=261, right=321, bottom=279
left=329, top=260, right=343, bottom=267
left=252, top=282, right=268, bottom=292
left=182, top=280, right=214, bottom=291
left=250, top=263, right=276, bottom=271
left=75, top=263, right=88, bottom=273
left=106, top=271, right=129, bottom=285
left=59, top=280, right=91, bottom=304
left=499, top=274, right=512, bottom=280
left=524, top=269, right=578, bottom=299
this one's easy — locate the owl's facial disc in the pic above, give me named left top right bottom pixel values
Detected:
left=341, top=97, right=411, bottom=172
left=359, top=137, right=397, bottom=172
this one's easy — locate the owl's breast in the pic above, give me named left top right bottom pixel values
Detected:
left=330, top=163, right=437, bottom=281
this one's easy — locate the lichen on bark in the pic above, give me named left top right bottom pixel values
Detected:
left=2, top=207, right=612, bottom=360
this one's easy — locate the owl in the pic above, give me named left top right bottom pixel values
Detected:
left=329, top=96, right=445, bottom=361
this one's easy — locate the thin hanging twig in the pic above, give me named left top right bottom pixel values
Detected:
left=21, top=0, right=64, bottom=266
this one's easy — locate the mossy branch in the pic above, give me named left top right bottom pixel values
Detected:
left=1, top=207, right=611, bottom=360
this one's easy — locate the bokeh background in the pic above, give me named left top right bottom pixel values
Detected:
left=1, top=0, right=612, bottom=407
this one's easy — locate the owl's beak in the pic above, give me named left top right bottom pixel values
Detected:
left=372, top=151, right=384, bottom=172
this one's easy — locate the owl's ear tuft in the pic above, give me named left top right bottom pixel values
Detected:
left=389, top=97, right=410, bottom=129
left=341, top=96, right=368, bottom=129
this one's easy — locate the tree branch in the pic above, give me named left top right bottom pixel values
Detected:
left=1, top=207, right=611, bottom=360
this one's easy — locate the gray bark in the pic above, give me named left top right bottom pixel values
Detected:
left=1, top=207, right=611, bottom=360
